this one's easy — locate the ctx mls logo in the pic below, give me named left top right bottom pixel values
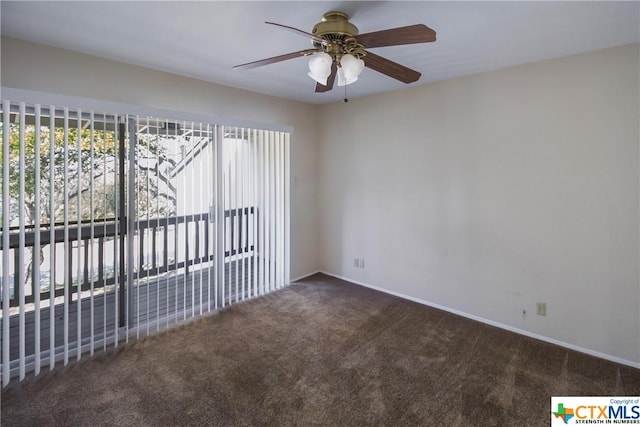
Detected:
left=553, top=403, right=575, bottom=424
left=551, top=396, right=640, bottom=426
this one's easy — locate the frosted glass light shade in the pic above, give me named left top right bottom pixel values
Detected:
left=337, top=67, right=359, bottom=87
left=307, top=52, right=333, bottom=85
left=337, top=54, right=364, bottom=86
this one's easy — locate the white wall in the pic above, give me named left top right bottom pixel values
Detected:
left=1, top=36, right=319, bottom=282
left=318, top=44, right=640, bottom=364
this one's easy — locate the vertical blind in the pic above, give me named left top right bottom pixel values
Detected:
left=0, top=100, right=290, bottom=386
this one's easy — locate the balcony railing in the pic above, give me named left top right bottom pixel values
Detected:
left=0, top=207, right=256, bottom=308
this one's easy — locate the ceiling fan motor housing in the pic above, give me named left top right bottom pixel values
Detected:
left=312, top=12, right=359, bottom=42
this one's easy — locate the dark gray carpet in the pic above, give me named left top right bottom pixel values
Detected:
left=3, top=273, right=639, bottom=426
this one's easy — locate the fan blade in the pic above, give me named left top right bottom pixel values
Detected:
left=265, top=22, right=327, bottom=45
left=363, top=52, right=421, bottom=83
left=315, top=62, right=337, bottom=93
left=234, top=49, right=317, bottom=70
left=356, top=24, right=436, bottom=48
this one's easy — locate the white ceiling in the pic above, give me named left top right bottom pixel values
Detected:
left=2, top=1, right=639, bottom=104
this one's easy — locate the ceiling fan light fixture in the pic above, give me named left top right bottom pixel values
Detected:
left=337, top=54, right=364, bottom=86
left=307, top=52, right=333, bottom=85
left=336, top=54, right=364, bottom=86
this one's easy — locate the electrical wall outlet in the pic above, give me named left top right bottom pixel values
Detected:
left=359, top=259, right=365, bottom=269
left=354, top=258, right=359, bottom=268
left=536, top=302, right=547, bottom=316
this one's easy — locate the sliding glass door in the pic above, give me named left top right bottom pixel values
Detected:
left=0, top=100, right=290, bottom=386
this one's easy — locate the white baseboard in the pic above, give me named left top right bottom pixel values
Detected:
left=320, top=271, right=640, bottom=370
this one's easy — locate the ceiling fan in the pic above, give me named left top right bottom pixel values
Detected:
left=234, top=11, right=436, bottom=93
